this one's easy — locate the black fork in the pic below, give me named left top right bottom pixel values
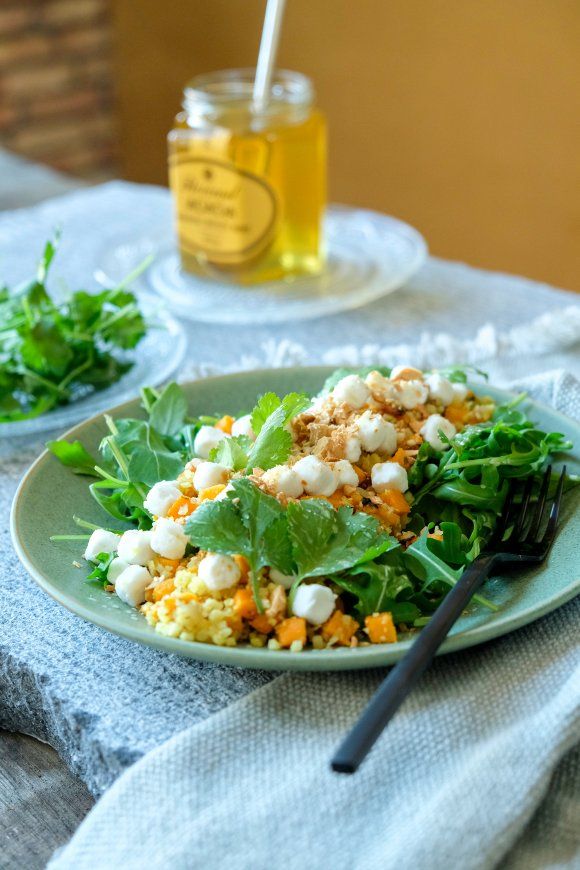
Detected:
left=331, top=465, right=567, bottom=774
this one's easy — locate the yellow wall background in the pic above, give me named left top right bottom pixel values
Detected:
left=112, top=0, right=580, bottom=291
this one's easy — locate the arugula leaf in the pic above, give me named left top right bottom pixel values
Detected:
left=87, top=551, right=114, bottom=585
left=46, top=439, right=98, bottom=475
left=149, top=382, right=187, bottom=436
left=209, top=435, right=251, bottom=471
left=126, top=443, right=183, bottom=487
left=333, top=560, right=419, bottom=623
left=246, top=392, right=309, bottom=471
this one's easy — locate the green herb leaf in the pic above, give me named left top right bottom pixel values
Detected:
left=246, top=392, right=310, bottom=471
left=149, top=382, right=187, bottom=436
left=46, top=439, right=98, bottom=475
left=209, top=435, right=251, bottom=471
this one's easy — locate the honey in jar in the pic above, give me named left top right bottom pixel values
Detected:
left=168, top=69, right=326, bottom=285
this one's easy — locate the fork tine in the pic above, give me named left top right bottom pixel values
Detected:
left=513, top=475, right=535, bottom=541
left=539, top=466, right=567, bottom=550
left=524, top=464, right=552, bottom=543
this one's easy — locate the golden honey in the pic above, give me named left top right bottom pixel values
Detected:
left=168, top=69, right=326, bottom=285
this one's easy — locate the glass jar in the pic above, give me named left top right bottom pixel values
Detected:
left=168, top=68, right=326, bottom=285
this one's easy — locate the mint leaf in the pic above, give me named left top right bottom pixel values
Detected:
left=47, top=439, right=98, bottom=475
left=246, top=392, right=309, bottom=472
left=209, top=435, right=251, bottom=471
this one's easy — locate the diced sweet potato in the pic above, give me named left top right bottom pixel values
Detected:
left=445, top=403, right=468, bottom=426
left=352, top=464, right=367, bottom=483
left=150, top=577, right=175, bottom=602
left=321, top=611, right=359, bottom=645
left=365, top=612, right=397, bottom=644
left=275, top=617, right=307, bottom=648
left=233, top=587, right=258, bottom=620
left=391, top=448, right=406, bottom=466
left=198, top=484, right=225, bottom=501
left=250, top=614, right=275, bottom=634
left=380, top=489, right=411, bottom=514
left=215, top=415, right=234, bottom=434
left=167, top=495, right=196, bottom=519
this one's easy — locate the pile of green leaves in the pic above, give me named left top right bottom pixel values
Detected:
left=0, top=236, right=147, bottom=422
left=49, top=373, right=574, bottom=627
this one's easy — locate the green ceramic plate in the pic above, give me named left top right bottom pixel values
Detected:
left=11, top=367, right=580, bottom=672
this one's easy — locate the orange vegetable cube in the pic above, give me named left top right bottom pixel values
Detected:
left=215, top=415, right=234, bottom=434
left=380, top=489, right=411, bottom=514
left=250, top=614, right=276, bottom=634
left=149, top=577, right=175, bottom=602
left=365, top=612, right=397, bottom=644
left=391, top=448, right=406, bottom=466
left=167, top=496, right=196, bottom=519
left=321, top=610, right=359, bottom=645
left=353, top=464, right=367, bottom=483
left=198, top=484, right=225, bottom=502
left=233, top=587, right=258, bottom=620
left=275, top=617, right=307, bottom=648
left=445, top=403, right=468, bottom=426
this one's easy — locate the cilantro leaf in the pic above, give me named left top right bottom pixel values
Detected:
left=246, top=392, right=309, bottom=472
left=209, top=435, right=251, bottom=470
left=250, top=392, right=281, bottom=435
left=287, top=499, right=396, bottom=582
left=186, top=479, right=292, bottom=611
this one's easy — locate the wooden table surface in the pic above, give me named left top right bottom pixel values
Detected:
left=0, top=150, right=96, bottom=867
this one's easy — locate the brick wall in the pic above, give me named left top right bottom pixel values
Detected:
left=0, top=0, right=116, bottom=180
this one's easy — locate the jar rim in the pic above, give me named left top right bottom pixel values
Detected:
left=183, top=68, right=314, bottom=112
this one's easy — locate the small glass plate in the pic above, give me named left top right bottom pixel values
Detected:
left=0, top=296, right=187, bottom=439
left=96, top=205, right=427, bottom=325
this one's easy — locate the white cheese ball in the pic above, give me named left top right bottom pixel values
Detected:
left=392, top=379, right=429, bottom=410
left=334, top=459, right=359, bottom=488
left=270, top=567, right=295, bottom=589
left=107, top=557, right=130, bottom=584
left=355, top=410, right=392, bottom=453
left=193, top=425, right=228, bottom=460
left=426, top=373, right=455, bottom=406
left=84, top=529, right=120, bottom=562
left=117, top=530, right=155, bottom=566
left=292, top=583, right=336, bottom=625
left=378, top=421, right=398, bottom=456
left=231, top=414, right=256, bottom=440
left=371, top=462, right=409, bottom=493
left=198, top=553, right=241, bottom=591
left=143, top=480, right=182, bottom=518
left=345, top=434, right=362, bottom=463
left=293, top=455, right=338, bottom=497
left=451, top=381, right=469, bottom=402
left=262, top=465, right=304, bottom=498
left=150, top=517, right=188, bottom=560
left=332, top=375, right=370, bottom=409
left=194, top=461, right=229, bottom=491
left=115, top=564, right=152, bottom=607
left=420, top=414, right=457, bottom=451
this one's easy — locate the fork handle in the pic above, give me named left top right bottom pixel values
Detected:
left=331, top=553, right=497, bottom=774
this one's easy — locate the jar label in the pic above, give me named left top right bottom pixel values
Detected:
left=170, top=157, right=277, bottom=265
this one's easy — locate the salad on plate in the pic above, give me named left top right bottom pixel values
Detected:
left=49, top=365, right=572, bottom=652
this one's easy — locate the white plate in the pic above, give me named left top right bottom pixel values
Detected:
left=0, top=296, right=187, bottom=439
left=96, top=205, right=427, bottom=325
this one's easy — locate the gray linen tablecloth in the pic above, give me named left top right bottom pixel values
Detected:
left=1, top=181, right=579, bottom=868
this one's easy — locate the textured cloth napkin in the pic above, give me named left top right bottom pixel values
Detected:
left=49, top=371, right=580, bottom=870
